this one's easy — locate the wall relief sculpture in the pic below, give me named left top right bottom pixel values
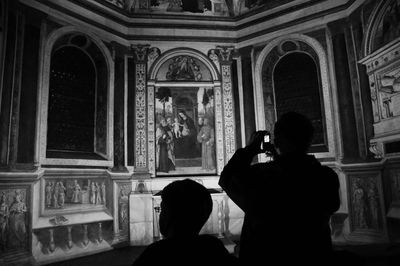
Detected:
left=377, top=66, right=400, bottom=119
left=43, top=178, right=108, bottom=215
left=0, top=188, right=29, bottom=252
left=349, top=176, right=383, bottom=232
left=118, top=184, right=131, bottom=232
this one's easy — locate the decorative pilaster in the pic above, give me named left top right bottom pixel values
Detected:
left=111, top=43, right=128, bottom=172
left=0, top=6, right=24, bottom=168
left=131, top=44, right=150, bottom=173
left=147, top=85, right=156, bottom=176
left=216, top=46, right=237, bottom=162
left=214, top=86, right=224, bottom=175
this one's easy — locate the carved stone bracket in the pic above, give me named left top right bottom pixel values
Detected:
left=369, top=142, right=384, bottom=159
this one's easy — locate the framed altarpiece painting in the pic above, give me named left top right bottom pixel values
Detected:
left=154, top=86, right=217, bottom=176
left=146, top=49, right=236, bottom=178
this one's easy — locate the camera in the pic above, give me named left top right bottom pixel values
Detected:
left=261, top=133, right=270, bottom=152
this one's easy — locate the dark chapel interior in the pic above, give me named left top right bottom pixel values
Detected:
left=1, top=0, right=400, bottom=265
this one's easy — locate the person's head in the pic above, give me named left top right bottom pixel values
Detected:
left=178, top=110, right=187, bottom=119
left=160, top=117, right=167, bottom=127
left=203, top=118, right=209, bottom=126
left=159, top=179, right=212, bottom=238
left=273, top=112, right=314, bottom=155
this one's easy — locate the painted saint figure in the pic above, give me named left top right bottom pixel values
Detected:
left=58, top=182, right=66, bottom=208
left=71, top=180, right=81, bottom=203
left=367, top=183, right=379, bottom=229
left=0, top=192, right=9, bottom=250
left=96, top=182, right=102, bottom=204
left=353, top=181, right=367, bottom=229
left=156, top=117, right=175, bottom=173
left=119, top=189, right=129, bottom=231
left=175, top=110, right=199, bottom=158
left=45, top=182, right=52, bottom=208
left=90, top=181, right=96, bottom=204
left=197, top=118, right=215, bottom=170
left=53, top=182, right=60, bottom=208
left=8, top=191, right=27, bottom=248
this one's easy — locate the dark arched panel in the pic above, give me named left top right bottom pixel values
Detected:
left=273, top=52, right=326, bottom=150
left=47, top=46, right=95, bottom=154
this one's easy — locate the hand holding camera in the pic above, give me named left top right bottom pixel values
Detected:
left=247, top=130, right=276, bottom=156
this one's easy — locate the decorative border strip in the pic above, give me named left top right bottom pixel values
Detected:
left=221, top=64, right=236, bottom=161
left=214, top=86, right=225, bottom=175
left=135, top=63, right=147, bottom=169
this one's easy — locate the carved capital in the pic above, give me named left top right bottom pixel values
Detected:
left=216, top=46, right=235, bottom=63
left=131, top=44, right=150, bottom=63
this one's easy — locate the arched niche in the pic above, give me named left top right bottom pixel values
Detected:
left=147, top=48, right=226, bottom=177
left=362, top=0, right=400, bottom=57
left=38, top=26, right=114, bottom=167
left=360, top=0, right=400, bottom=159
left=254, top=34, right=336, bottom=158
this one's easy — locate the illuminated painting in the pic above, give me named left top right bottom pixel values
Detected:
left=155, top=86, right=216, bottom=176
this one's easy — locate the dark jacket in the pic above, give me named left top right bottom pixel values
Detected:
left=219, top=147, right=340, bottom=265
left=132, top=234, right=239, bottom=266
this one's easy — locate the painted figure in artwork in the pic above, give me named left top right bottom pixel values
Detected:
left=45, top=182, right=52, bottom=208
left=53, top=182, right=59, bottom=208
left=8, top=191, right=27, bottom=248
left=58, top=182, right=66, bottom=208
left=353, top=181, right=367, bottom=229
left=367, top=183, right=379, bottom=229
left=156, top=117, right=176, bottom=173
left=171, top=117, right=183, bottom=139
left=90, top=181, right=96, bottom=204
left=96, top=182, right=102, bottom=204
left=175, top=110, right=198, bottom=158
left=0, top=192, right=9, bottom=250
left=119, top=189, right=129, bottom=231
left=71, top=180, right=81, bottom=203
left=197, top=118, right=215, bottom=170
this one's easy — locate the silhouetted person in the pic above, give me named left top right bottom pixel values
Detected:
left=132, top=179, right=239, bottom=266
left=219, top=112, right=340, bottom=265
